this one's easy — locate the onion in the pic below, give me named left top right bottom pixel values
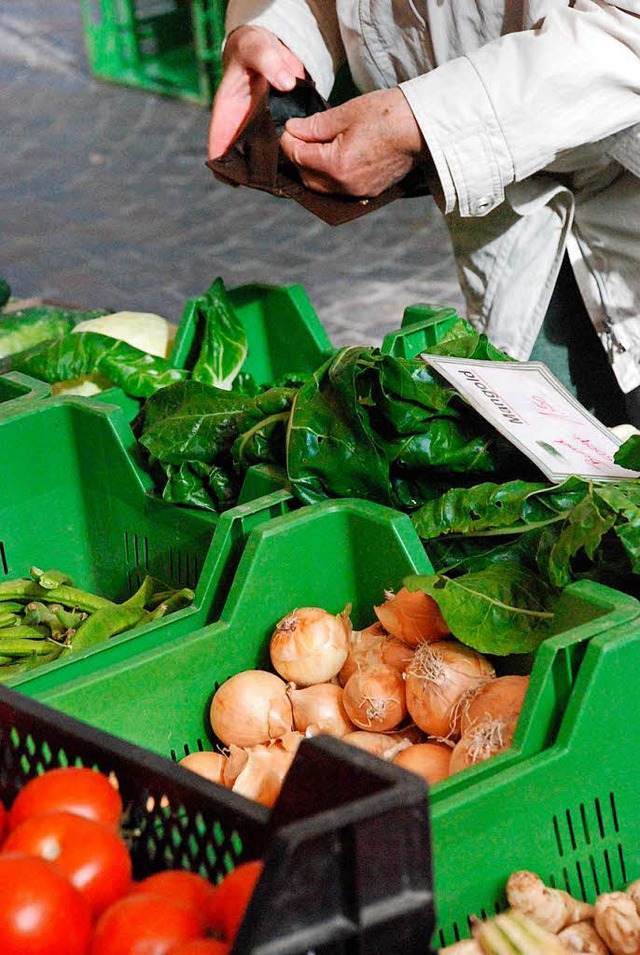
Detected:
left=449, top=721, right=510, bottom=774
left=209, top=669, right=293, bottom=747
left=270, top=606, right=352, bottom=686
left=228, top=738, right=302, bottom=808
left=404, top=640, right=495, bottom=740
left=449, top=675, right=530, bottom=773
left=338, top=624, right=414, bottom=686
left=287, top=682, right=355, bottom=737
left=342, top=664, right=407, bottom=732
left=338, top=622, right=386, bottom=686
left=459, top=674, right=529, bottom=738
left=374, top=586, right=450, bottom=647
left=342, top=731, right=411, bottom=759
left=178, top=750, right=227, bottom=785
left=393, top=742, right=452, bottom=785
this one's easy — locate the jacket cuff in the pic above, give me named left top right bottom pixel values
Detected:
left=400, top=57, right=515, bottom=217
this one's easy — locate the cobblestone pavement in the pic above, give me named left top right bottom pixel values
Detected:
left=1, top=0, right=464, bottom=345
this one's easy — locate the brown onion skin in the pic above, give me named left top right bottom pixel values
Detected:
left=393, top=742, right=452, bottom=785
left=374, top=587, right=451, bottom=647
left=178, top=751, right=227, bottom=785
left=342, top=664, right=407, bottom=732
left=404, top=640, right=495, bottom=740
left=459, top=674, right=530, bottom=738
left=209, top=670, right=293, bottom=747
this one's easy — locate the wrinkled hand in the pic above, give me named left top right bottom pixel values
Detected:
left=279, top=88, right=426, bottom=196
left=208, top=25, right=305, bottom=160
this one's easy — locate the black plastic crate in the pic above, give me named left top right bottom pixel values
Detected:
left=0, top=686, right=435, bottom=954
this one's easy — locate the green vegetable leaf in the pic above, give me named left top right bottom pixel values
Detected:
left=614, top=434, right=640, bottom=471
left=411, top=477, right=588, bottom=541
left=405, top=562, right=555, bottom=655
left=190, top=277, right=248, bottom=389
left=0, top=306, right=105, bottom=361
left=12, top=331, right=186, bottom=397
left=139, top=380, right=261, bottom=465
left=286, top=346, right=523, bottom=508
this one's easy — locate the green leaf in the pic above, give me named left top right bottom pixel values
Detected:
left=190, top=277, right=248, bottom=389
left=12, top=331, right=186, bottom=397
left=1, top=307, right=99, bottom=361
left=411, top=477, right=588, bottom=541
left=139, top=380, right=261, bottom=465
left=287, top=348, right=392, bottom=505
left=405, top=562, right=555, bottom=655
left=614, top=434, right=640, bottom=471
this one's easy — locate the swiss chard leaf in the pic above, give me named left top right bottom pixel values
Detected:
left=405, top=562, right=556, bottom=655
left=286, top=346, right=523, bottom=508
left=138, top=380, right=261, bottom=465
left=286, top=348, right=392, bottom=505
left=411, top=477, right=588, bottom=541
left=614, top=434, right=640, bottom=472
left=190, top=277, right=249, bottom=390
left=0, top=306, right=107, bottom=362
left=12, top=331, right=186, bottom=398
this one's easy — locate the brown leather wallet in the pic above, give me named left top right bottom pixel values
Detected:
left=206, top=78, right=429, bottom=226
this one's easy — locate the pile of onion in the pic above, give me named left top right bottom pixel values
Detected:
left=182, top=596, right=531, bottom=805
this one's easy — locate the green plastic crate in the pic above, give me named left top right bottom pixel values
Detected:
left=80, top=0, right=227, bottom=106
left=20, top=498, right=435, bottom=756
left=0, top=396, right=296, bottom=689
left=0, top=370, right=51, bottom=410
left=429, top=590, right=640, bottom=947
left=380, top=303, right=461, bottom=360
left=16, top=495, right=640, bottom=951
left=171, top=281, right=334, bottom=387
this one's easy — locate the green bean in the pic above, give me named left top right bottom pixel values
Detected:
left=0, top=645, right=64, bottom=680
left=67, top=603, right=148, bottom=654
left=0, top=637, right=57, bottom=657
left=0, top=612, right=19, bottom=629
left=0, top=579, right=114, bottom=613
left=30, top=567, right=73, bottom=590
left=0, top=625, right=50, bottom=641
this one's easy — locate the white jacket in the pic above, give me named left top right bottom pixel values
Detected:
left=226, top=0, right=640, bottom=392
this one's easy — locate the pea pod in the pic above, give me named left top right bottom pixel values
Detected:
left=0, top=579, right=114, bottom=613
left=0, top=645, right=64, bottom=681
left=30, top=567, right=74, bottom=590
left=68, top=602, right=148, bottom=654
left=0, top=635, right=58, bottom=657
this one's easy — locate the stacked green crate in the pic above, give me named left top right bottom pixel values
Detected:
left=80, top=0, right=227, bottom=105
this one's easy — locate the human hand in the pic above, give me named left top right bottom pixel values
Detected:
left=208, top=25, right=305, bottom=160
left=279, top=88, right=426, bottom=196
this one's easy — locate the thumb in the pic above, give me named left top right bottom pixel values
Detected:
left=284, top=106, right=345, bottom=143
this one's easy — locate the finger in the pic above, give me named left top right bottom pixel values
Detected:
left=208, top=69, right=267, bottom=159
left=284, top=107, right=346, bottom=143
left=280, top=132, right=346, bottom=193
left=233, top=30, right=304, bottom=91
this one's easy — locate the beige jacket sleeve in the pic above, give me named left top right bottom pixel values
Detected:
left=225, top=0, right=344, bottom=98
left=400, top=0, right=640, bottom=217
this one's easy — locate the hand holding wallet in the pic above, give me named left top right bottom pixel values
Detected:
left=207, top=78, right=430, bottom=226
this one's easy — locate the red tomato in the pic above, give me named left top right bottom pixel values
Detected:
left=168, top=941, right=230, bottom=955
left=0, top=852, right=93, bottom=955
left=3, top=810, right=132, bottom=918
left=129, top=870, right=217, bottom=929
left=0, top=800, right=7, bottom=845
left=9, top=766, right=122, bottom=832
left=90, top=892, right=205, bottom=955
left=207, top=860, right=263, bottom=943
